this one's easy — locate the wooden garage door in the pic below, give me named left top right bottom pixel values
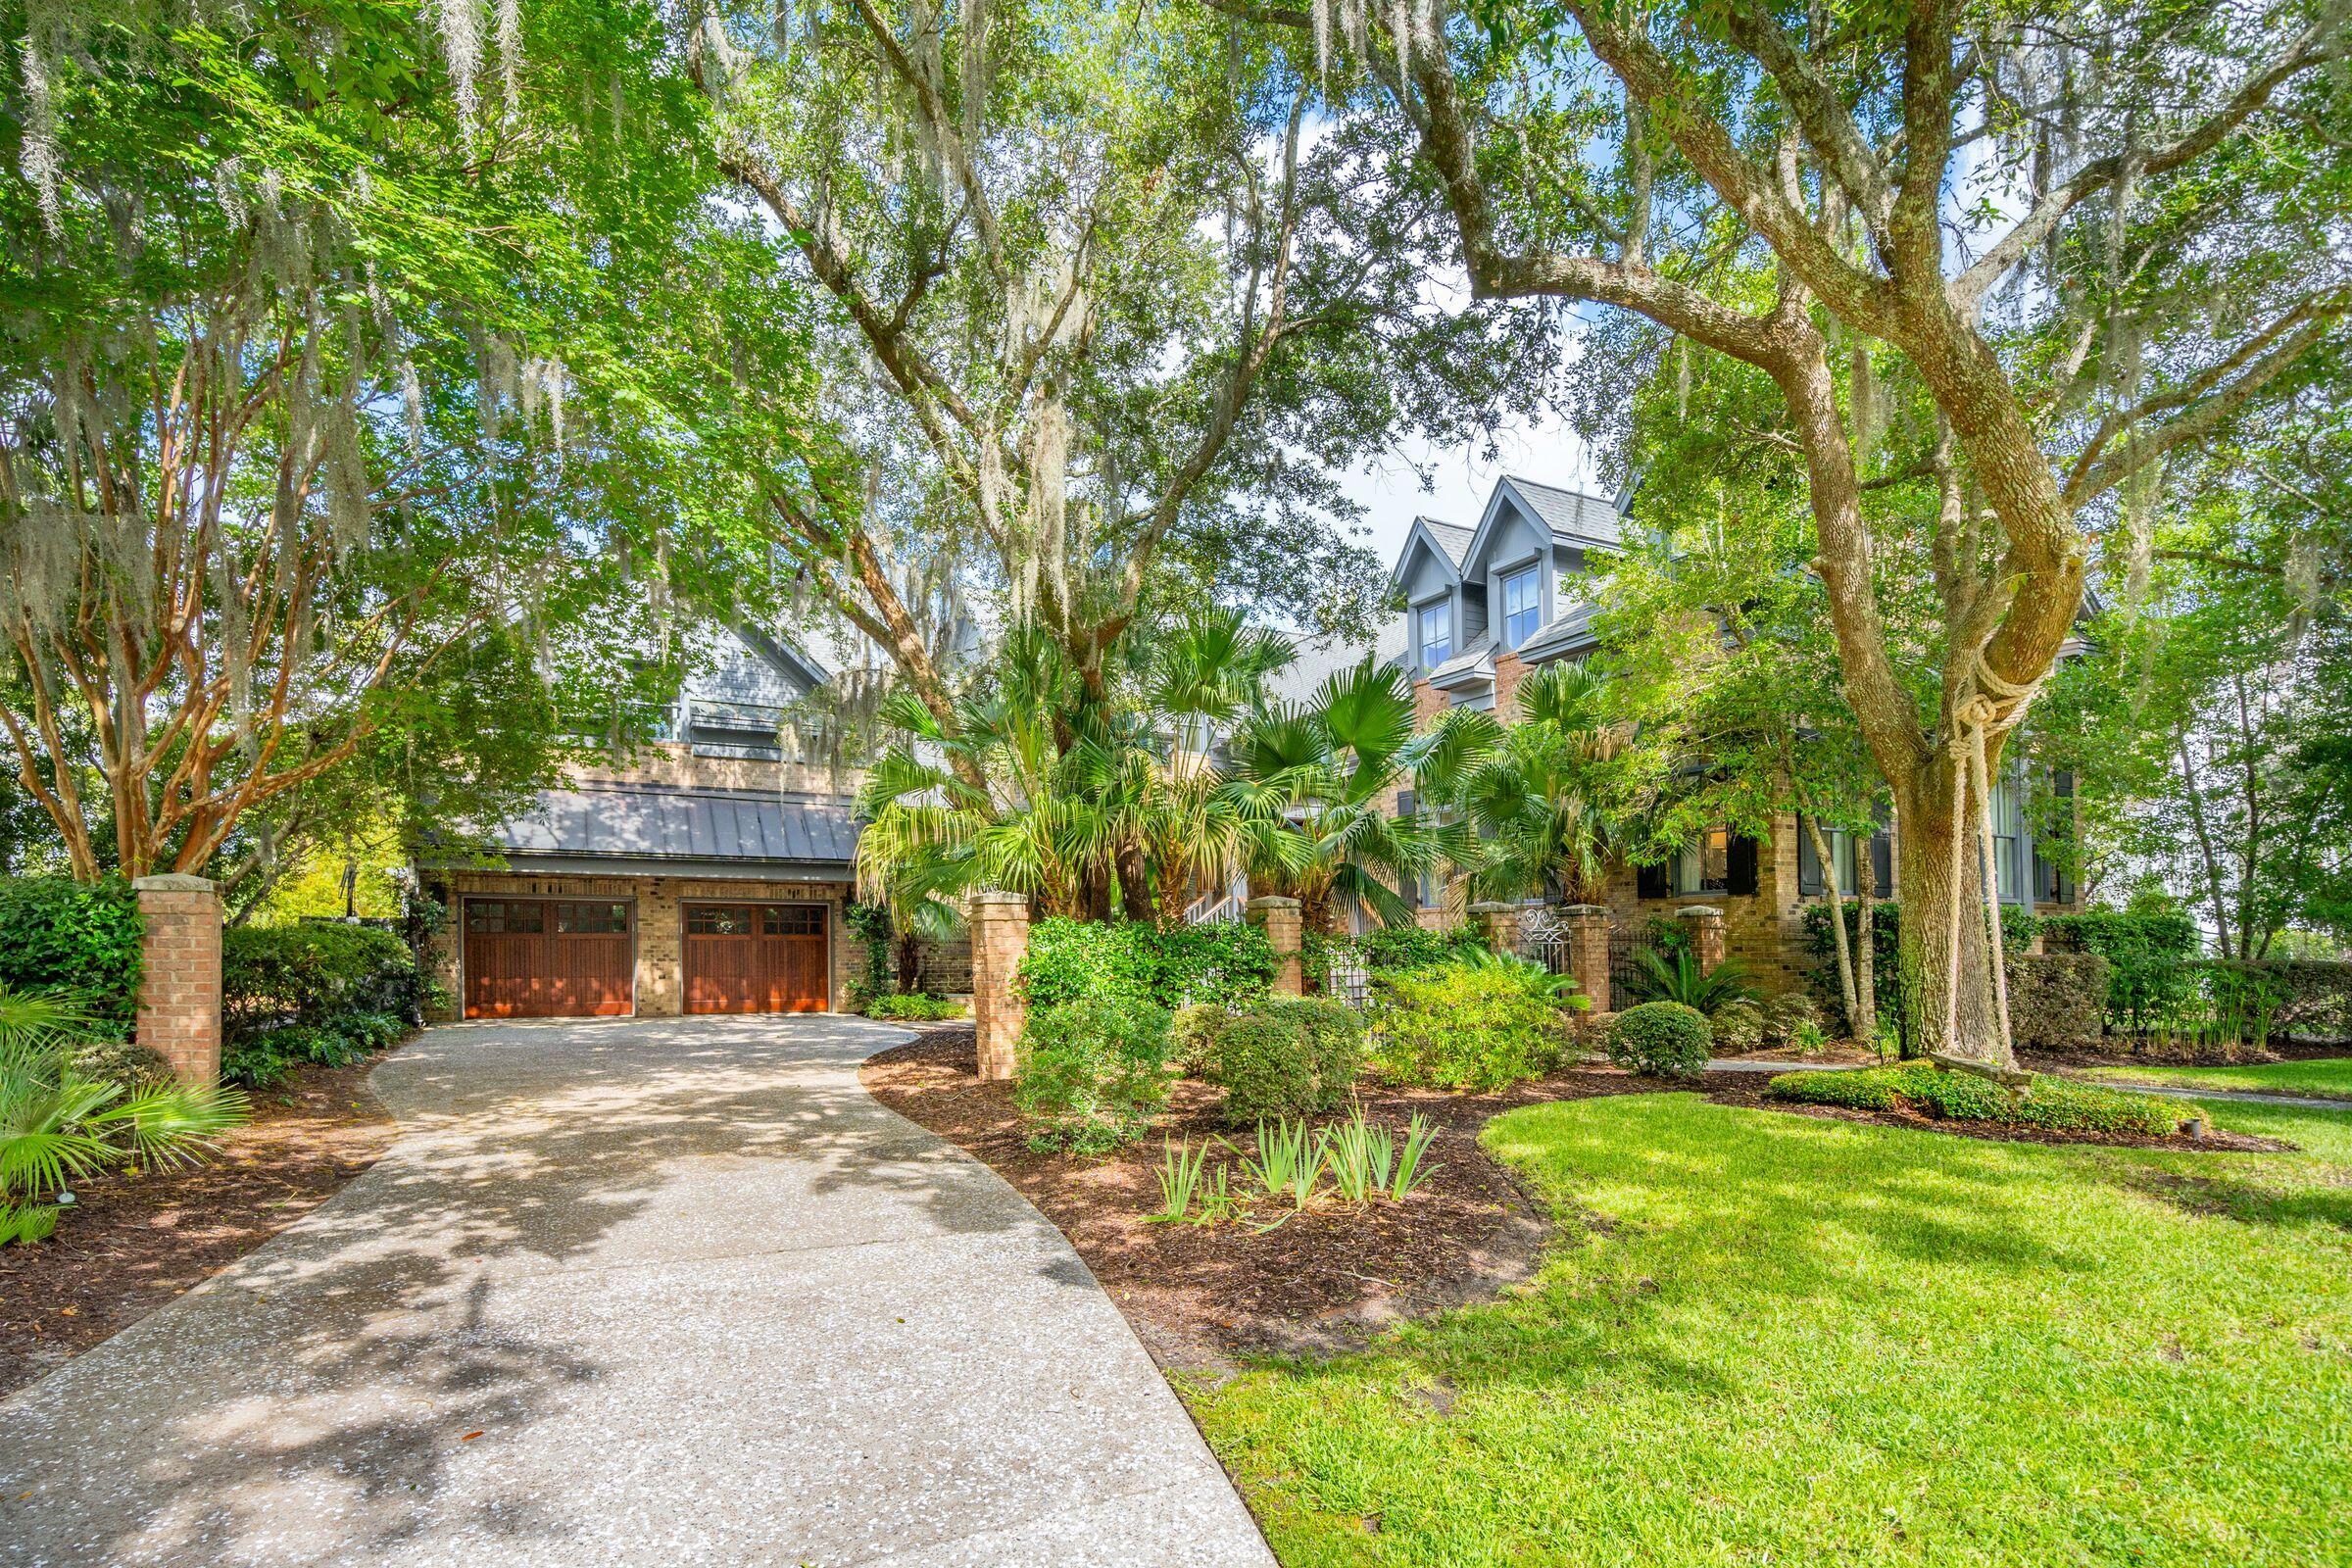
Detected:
left=684, top=903, right=828, bottom=1014
left=464, top=899, right=635, bottom=1018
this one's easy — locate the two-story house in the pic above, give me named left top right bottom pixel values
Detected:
left=417, top=626, right=872, bottom=1020
left=1383, top=473, right=2081, bottom=991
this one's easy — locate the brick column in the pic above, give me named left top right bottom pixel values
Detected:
left=1248, top=896, right=1304, bottom=996
left=967, top=891, right=1030, bottom=1082
left=1468, top=902, right=1523, bottom=956
left=1560, top=904, right=1611, bottom=1015
left=133, top=874, right=222, bottom=1085
left=1679, top=905, right=1727, bottom=973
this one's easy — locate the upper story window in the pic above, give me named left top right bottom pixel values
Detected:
left=1501, top=564, right=1542, bottom=647
left=1418, top=602, right=1451, bottom=667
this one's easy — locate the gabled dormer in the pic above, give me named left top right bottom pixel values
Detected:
left=1390, top=515, right=1477, bottom=676
left=1456, top=475, right=1625, bottom=658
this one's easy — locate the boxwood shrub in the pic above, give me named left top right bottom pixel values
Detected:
left=1606, top=1002, right=1712, bottom=1080
left=1013, top=995, right=1174, bottom=1153
left=1769, top=1061, right=2179, bottom=1137
left=0, top=875, right=143, bottom=1032
left=1193, top=996, right=1366, bottom=1124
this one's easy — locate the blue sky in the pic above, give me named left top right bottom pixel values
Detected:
left=1338, top=409, right=1601, bottom=566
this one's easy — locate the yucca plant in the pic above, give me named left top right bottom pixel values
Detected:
left=0, top=984, right=249, bottom=1247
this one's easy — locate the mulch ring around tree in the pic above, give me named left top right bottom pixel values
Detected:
left=865, top=1030, right=2297, bottom=1371
left=0, top=1058, right=400, bottom=1398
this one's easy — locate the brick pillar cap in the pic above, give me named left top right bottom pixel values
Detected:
left=967, top=890, right=1030, bottom=909
left=1466, top=902, right=1520, bottom=915
left=1245, top=895, right=1301, bottom=910
left=1559, top=903, right=1609, bottom=915
left=1677, top=905, right=1725, bottom=918
left=133, top=873, right=218, bottom=893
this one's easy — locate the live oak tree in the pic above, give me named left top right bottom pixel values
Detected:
left=1223, top=0, right=2352, bottom=1063
left=682, top=0, right=1548, bottom=737
left=0, top=1, right=731, bottom=880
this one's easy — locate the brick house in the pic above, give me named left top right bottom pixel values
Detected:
left=1375, top=474, right=2082, bottom=992
left=417, top=626, right=870, bottom=1021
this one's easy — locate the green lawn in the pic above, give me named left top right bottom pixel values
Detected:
left=2082, top=1056, right=2352, bottom=1102
left=1183, top=1092, right=2352, bottom=1566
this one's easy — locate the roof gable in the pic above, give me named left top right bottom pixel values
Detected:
left=1387, top=515, right=1470, bottom=594
left=1459, top=474, right=1625, bottom=576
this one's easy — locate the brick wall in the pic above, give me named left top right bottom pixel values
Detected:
left=1412, top=676, right=1447, bottom=728
left=133, top=875, right=222, bottom=1084
left=1493, top=651, right=1527, bottom=722
left=1601, top=810, right=1812, bottom=996
left=425, top=870, right=854, bottom=1020
left=913, top=935, right=974, bottom=995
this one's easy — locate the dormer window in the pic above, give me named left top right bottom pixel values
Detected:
left=1501, top=563, right=1542, bottom=647
left=1417, top=602, right=1451, bottom=667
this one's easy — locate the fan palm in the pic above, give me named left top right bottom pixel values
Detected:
left=1421, top=660, right=1630, bottom=906
left=1, top=985, right=248, bottom=1247
left=1224, top=658, right=1464, bottom=932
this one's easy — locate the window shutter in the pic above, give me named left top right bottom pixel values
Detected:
left=1727, top=834, right=1760, bottom=897
left=1395, top=789, right=1416, bottom=819
left=1795, top=819, right=1822, bottom=897
left=1869, top=829, right=1893, bottom=895
left=1637, top=861, right=1670, bottom=901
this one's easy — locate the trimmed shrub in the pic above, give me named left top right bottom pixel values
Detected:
left=1370, top=962, right=1571, bottom=1090
left=863, top=992, right=965, bottom=1022
left=1606, top=1002, right=1712, bottom=1080
left=1709, top=997, right=1766, bottom=1055
left=1196, top=997, right=1366, bottom=1124
left=1017, top=918, right=1276, bottom=1011
left=1013, top=996, right=1174, bottom=1153
left=2004, top=954, right=2109, bottom=1052
left=67, top=1037, right=171, bottom=1087
left=0, top=876, right=143, bottom=1032
left=2041, top=910, right=2200, bottom=1032
left=1305, top=924, right=1487, bottom=990
left=1763, top=992, right=1822, bottom=1047
left=221, top=922, right=418, bottom=1040
left=1800, top=900, right=2043, bottom=1047
left=2211, top=959, right=2352, bottom=1045
left=1769, top=1061, right=2179, bottom=1137
left=1170, top=1004, right=1225, bottom=1073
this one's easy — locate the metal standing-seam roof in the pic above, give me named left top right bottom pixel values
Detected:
left=484, top=782, right=860, bottom=872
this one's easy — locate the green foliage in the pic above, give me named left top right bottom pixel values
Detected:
left=1241, top=1115, right=1324, bottom=1211
left=1016, top=917, right=1275, bottom=1011
left=221, top=923, right=418, bottom=1040
left=1620, top=948, right=1761, bottom=1014
left=1800, top=900, right=2043, bottom=1042
left=1606, top=1003, right=1713, bottom=1079
left=843, top=903, right=896, bottom=1009
left=0, top=984, right=247, bottom=1245
left=1194, top=998, right=1366, bottom=1125
left=0, top=878, right=142, bottom=1032
left=1708, top=997, right=1766, bottom=1056
left=1305, top=924, right=1486, bottom=990
left=2042, top=910, right=2204, bottom=1032
left=1013, top=997, right=1174, bottom=1154
left=1769, top=1062, right=2180, bottom=1137
left=1368, top=962, right=1571, bottom=1090
left=862, top=992, right=965, bottom=1022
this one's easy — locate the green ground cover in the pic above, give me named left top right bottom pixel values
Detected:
left=1184, top=1092, right=2352, bottom=1566
left=2082, top=1057, right=2352, bottom=1102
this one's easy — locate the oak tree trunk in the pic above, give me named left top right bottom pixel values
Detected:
left=1890, top=768, right=2011, bottom=1067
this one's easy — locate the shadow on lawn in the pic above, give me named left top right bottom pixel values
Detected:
left=0, top=1015, right=1079, bottom=1566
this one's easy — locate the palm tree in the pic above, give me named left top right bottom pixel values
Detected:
left=1421, top=660, right=1629, bottom=906
left=856, top=613, right=1296, bottom=928
left=1, top=985, right=247, bottom=1247
left=1224, top=658, right=1463, bottom=933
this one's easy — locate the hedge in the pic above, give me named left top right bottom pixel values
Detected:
left=1016, top=917, right=1276, bottom=1011
left=221, top=921, right=419, bottom=1041
left=1799, top=900, right=2072, bottom=1049
left=2040, top=910, right=2201, bottom=1032
left=1304, top=923, right=1486, bottom=990
left=2004, top=954, right=2110, bottom=1053
left=1768, top=1060, right=2180, bottom=1137
left=0, top=876, right=143, bottom=1032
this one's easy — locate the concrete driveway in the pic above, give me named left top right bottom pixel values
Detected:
left=0, top=1016, right=1275, bottom=1567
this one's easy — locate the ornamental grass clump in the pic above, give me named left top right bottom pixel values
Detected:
left=1768, top=1061, right=2180, bottom=1137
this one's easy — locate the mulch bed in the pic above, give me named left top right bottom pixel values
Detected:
left=0, top=1057, right=400, bottom=1398
left=867, top=1029, right=2296, bottom=1369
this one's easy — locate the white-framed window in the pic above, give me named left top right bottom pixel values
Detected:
left=1501, top=563, right=1542, bottom=647
left=1417, top=601, right=1451, bottom=667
